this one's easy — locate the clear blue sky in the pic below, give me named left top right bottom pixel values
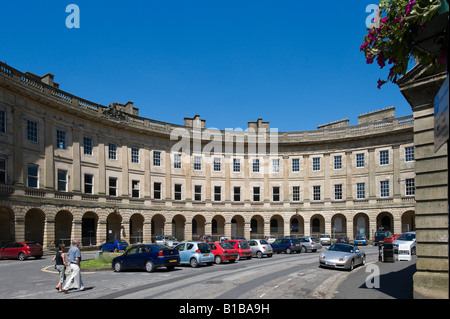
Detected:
left=1, top=0, right=413, bottom=131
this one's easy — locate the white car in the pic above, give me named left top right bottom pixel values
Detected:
left=155, top=236, right=179, bottom=248
left=264, top=235, right=276, bottom=244
left=393, top=232, right=416, bottom=255
left=319, top=234, right=331, bottom=245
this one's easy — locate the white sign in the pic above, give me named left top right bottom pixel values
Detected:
left=434, top=74, right=449, bottom=152
left=398, top=243, right=411, bottom=261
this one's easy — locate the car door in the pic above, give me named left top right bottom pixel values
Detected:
left=1, top=243, right=17, bottom=258
left=175, top=243, right=186, bottom=263
left=122, top=246, right=140, bottom=269
left=272, top=240, right=281, bottom=252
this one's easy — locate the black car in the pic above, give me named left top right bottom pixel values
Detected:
left=374, top=231, right=392, bottom=246
left=271, top=238, right=302, bottom=254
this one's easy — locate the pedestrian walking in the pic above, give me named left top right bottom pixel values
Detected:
left=53, top=243, right=67, bottom=292
left=62, top=239, right=85, bottom=294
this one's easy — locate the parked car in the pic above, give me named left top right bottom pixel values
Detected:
left=219, top=237, right=229, bottom=242
left=354, top=235, right=368, bottom=246
left=155, top=236, right=179, bottom=248
left=224, top=240, right=253, bottom=260
left=173, top=242, right=214, bottom=267
left=0, top=241, right=43, bottom=261
left=298, top=236, right=322, bottom=252
left=383, top=234, right=401, bottom=244
left=319, top=234, right=331, bottom=245
left=208, top=242, right=238, bottom=264
left=264, top=235, right=276, bottom=244
left=248, top=239, right=273, bottom=258
left=319, top=243, right=366, bottom=271
left=99, top=239, right=128, bottom=252
left=336, top=237, right=350, bottom=244
left=393, top=231, right=416, bottom=255
left=199, top=235, right=213, bottom=243
left=112, top=244, right=180, bottom=272
left=271, top=238, right=302, bottom=254
left=374, top=231, right=392, bottom=246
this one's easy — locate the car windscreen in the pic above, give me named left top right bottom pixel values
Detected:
left=118, top=239, right=127, bottom=243
left=355, top=235, right=365, bottom=239
left=328, top=244, right=354, bottom=253
left=197, top=243, right=211, bottom=253
left=321, top=235, right=330, bottom=238
left=398, top=233, right=415, bottom=241
left=25, top=242, right=41, bottom=247
left=259, top=240, right=268, bottom=245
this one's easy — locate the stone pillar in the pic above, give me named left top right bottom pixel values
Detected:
left=398, top=64, right=448, bottom=299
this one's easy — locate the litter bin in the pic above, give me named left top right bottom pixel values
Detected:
left=383, top=243, right=395, bottom=262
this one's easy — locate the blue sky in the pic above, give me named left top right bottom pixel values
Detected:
left=1, top=0, right=413, bottom=131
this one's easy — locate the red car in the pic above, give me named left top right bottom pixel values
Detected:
left=0, top=241, right=44, bottom=261
left=207, top=242, right=239, bottom=264
left=224, top=240, right=252, bottom=260
left=383, top=234, right=401, bottom=244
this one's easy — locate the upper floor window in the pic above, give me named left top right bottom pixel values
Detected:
left=0, top=158, right=6, bottom=184
left=253, top=159, right=260, bottom=173
left=27, top=164, right=39, bottom=188
left=406, top=178, right=415, bottom=196
left=131, top=148, right=139, bottom=163
left=153, top=151, right=161, bottom=166
left=272, top=159, right=280, bottom=173
left=357, top=182, right=365, bottom=199
left=109, top=177, right=118, bottom=197
left=233, top=158, right=241, bottom=172
left=405, top=146, right=414, bottom=162
left=214, top=186, right=221, bottom=201
left=312, top=157, right=321, bottom=171
left=57, top=170, right=67, bottom=192
left=356, top=153, right=365, bottom=168
left=213, top=157, right=221, bottom=172
left=253, top=186, right=260, bottom=202
left=56, top=130, right=66, bottom=149
left=272, top=187, right=280, bottom=201
left=313, top=185, right=321, bottom=201
left=84, top=174, right=93, bottom=194
left=380, top=150, right=389, bottom=165
left=193, top=155, right=202, bottom=170
left=292, top=186, right=300, bottom=202
left=27, top=120, right=38, bottom=143
left=380, top=180, right=390, bottom=197
left=0, top=110, right=5, bottom=133
left=292, top=158, right=300, bottom=172
left=334, top=156, right=342, bottom=170
left=83, top=137, right=93, bottom=155
left=174, top=154, right=181, bottom=169
left=108, top=143, right=117, bottom=160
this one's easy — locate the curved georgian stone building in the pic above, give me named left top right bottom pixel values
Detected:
left=0, top=62, right=415, bottom=249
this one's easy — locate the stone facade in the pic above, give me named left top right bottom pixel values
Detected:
left=398, top=63, right=448, bottom=299
left=1, top=62, right=415, bottom=254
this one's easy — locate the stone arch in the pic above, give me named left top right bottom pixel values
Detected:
left=82, top=211, right=98, bottom=247
left=55, top=210, right=73, bottom=247
left=151, top=214, right=166, bottom=240
left=331, top=213, right=347, bottom=238
left=172, top=214, right=186, bottom=241
left=231, top=214, right=245, bottom=239
left=192, top=214, right=206, bottom=240
left=290, top=214, right=304, bottom=236
left=130, top=213, right=145, bottom=244
left=0, top=206, right=15, bottom=246
left=106, top=212, right=123, bottom=240
left=270, top=214, right=284, bottom=237
left=250, top=214, right=264, bottom=239
left=212, top=215, right=225, bottom=240
left=353, top=212, right=370, bottom=238
left=25, top=208, right=45, bottom=244
left=401, top=210, right=415, bottom=232
left=377, top=211, right=394, bottom=232
left=310, top=214, right=325, bottom=237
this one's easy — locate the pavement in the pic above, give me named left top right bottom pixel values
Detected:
left=334, top=255, right=416, bottom=299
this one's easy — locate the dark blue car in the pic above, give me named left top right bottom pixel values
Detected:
left=112, top=244, right=180, bottom=272
left=99, top=239, right=128, bottom=252
left=271, top=238, right=302, bottom=254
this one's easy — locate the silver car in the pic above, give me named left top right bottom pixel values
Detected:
left=393, top=231, right=416, bottom=255
left=319, top=234, right=331, bottom=245
left=319, top=243, right=366, bottom=271
left=299, top=236, right=323, bottom=252
left=248, top=239, right=273, bottom=258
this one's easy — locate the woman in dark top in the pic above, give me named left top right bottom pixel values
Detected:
left=53, top=244, right=67, bottom=292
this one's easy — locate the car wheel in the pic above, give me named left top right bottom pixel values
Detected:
left=301, top=246, right=307, bottom=253
left=256, top=251, right=263, bottom=259
left=285, top=248, right=292, bottom=254
left=114, top=261, right=122, bottom=272
left=349, top=260, right=354, bottom=271
left=268, top=254, right=273, bottom=257
left=411, top=247, right=416, bottom=255
left=190, top=258, right=199, bottom=268
left=18, top=252, right=26, bottom=261
left=145, top=260, right=155, bottom=272
left=215, top=255, right=222, bottom=264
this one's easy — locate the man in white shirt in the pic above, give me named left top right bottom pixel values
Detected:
left=62, top=239, right=85, bottom=293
